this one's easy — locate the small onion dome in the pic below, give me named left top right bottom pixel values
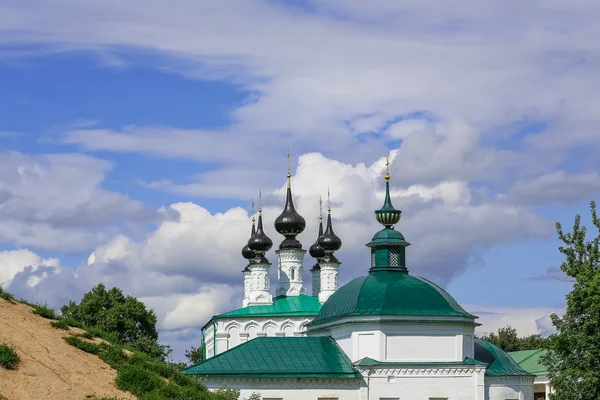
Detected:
left=241, top=218, right=257, bottom=260
left=375, top=158, right=401, bottom=228
left=318, top=208, right=342, bottom=254
left=274, top=181, right=306, bottom=249
left=309, top=216, right=325, bottom=259
left=247, top=209, right=273, bottom=254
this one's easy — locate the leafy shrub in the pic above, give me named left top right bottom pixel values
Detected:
left=115, top=364, right=163, bottom=395
left=64, top=336, right=105, bottom=355
left=50, top=320, right=69, bottom=330
left=31, top=303, right=59, bottom=320
left=0, top=344, right=20, bottom=370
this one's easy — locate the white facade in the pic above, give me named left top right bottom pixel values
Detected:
left=275, top=248, right=306, bottom=297
left=318, top=259, right=340, bottom=304
left=307, top=318, right=476, bottom=363
left=203, top=316, right=313, bottom=358
left=203, top=366, right=534, bottom=400
left=244, top=260, right=273, bottom=307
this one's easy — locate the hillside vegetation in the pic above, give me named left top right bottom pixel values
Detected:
left=0, top=285, right=256, bottom=400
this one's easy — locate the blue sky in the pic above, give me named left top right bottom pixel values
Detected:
left=1, top=0, right=599, bottom=360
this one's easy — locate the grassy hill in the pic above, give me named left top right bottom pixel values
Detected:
left=0, top=287, right=243, bottom=400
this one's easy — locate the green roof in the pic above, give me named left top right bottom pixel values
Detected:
left=309, top=271, right=476, bottom=326
left=217, top=295, right=321, bottom=319
left=368, top=228, right=410, bottom=247
left=507, top=349, right=548, bottom=375
left=354, top=356, right=487, bottom=367
left=474, top=339, right=534, bottom=376
left=185, top=337, right=362, bottom=379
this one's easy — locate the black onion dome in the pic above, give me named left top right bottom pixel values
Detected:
left=274, top=182, right=306, bottom=249
left=241, top=219, right=257, bottom=260
left=309, top=217, right=325, bottom=259
left=318, top=209, right=342, bottom=253
left=247, top=210, right=273, bottom=253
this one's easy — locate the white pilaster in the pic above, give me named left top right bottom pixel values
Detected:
left=311, top=267, right=321, bottom=297
left=242, top=269, right=252, bottom=307
left=318, top=260, right=340, bottom=304
left=247, top=261, right=273, bottom=305
left=275, top=248, right=306, bottom=297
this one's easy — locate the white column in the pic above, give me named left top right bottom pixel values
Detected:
left=275, top=248, right=306, bottom=297
left=247, top=261, right=273, bottom=305
left=545, top=383, right=550, bottom=400
left=242, top=269, right=251, bottom=307
left=311, top=267, right=321, bottom=297
left=319, top=260, right=340, bottom=304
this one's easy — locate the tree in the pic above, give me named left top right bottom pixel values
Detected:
left=61, top=283, right=159, bottom=344
left=540, top=200, right=600, bottom=400
left=185, top=345, right=204, bottom=365
left=477, top=326, right=549, bottom=352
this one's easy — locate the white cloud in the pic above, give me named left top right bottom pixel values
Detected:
left=0, top=249, right=59, bottom=287
left=0, top=151, right=157, bottom=252
left=469, top=304, right=564, bottom=337
left=508, top=170, right=600, bottom=206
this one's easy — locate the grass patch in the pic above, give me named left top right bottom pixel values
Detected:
left=30, top=303, right=59, bottom=320
left=50, top=320, right=70, bottom=330
left=0, top=285, right=16, bottom=303
left=0, top=343, right=20, bottom=370
left=64, top=336, right=105, bottom=355
left=79, top=326, right=120, bottom=344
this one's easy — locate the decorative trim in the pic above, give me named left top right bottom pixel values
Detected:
left=358, top=365, right=486, bottom=377
left=202, top=376, right=364, bottom=389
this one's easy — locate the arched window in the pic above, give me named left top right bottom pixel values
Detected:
left=290, top=268, right=295, bottom=280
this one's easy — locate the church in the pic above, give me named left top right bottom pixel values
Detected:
left=185, top=158, right=535, bottom=400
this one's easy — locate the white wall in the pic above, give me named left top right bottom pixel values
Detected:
left=203, top=316, right=314, bottom=359
left=486, top=376, right=535, bottom=400
left=202, top=377, right=363, bottom=400
left=309, top=320, right=475, bottom=363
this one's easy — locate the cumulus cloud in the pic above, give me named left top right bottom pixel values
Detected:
left=0, top=151, right=158, bottom=252
left=508, top=170, right=600, bottom=206
left=469, top=304, right=564, bottom=338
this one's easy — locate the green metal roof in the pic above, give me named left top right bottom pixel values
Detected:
left=185, top=337, right=362, bottom=379
left=217, top=295, right=321, bottom=319
left=474, top=339, right=534, bottom=376
left=354, top=357, right=487, bottom=367
left=507, top=349, right=548, bottom=375
left=308, top=271, right=476, bottom=326
left=368, top=228, right=410, bottom=247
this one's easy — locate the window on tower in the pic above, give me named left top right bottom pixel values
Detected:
left=290, top=268, right=295, bottom=280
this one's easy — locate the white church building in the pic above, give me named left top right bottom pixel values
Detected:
left=186, top=159, right=535, bottom=400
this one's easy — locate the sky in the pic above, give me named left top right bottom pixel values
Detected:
left=1, top=0, right=599, bottom=362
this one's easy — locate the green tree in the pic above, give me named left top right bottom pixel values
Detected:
left=61, top=283, right=158, bottom=344
left=477, top=326, right=549, bottom=352
left=185, top=345, right=204, bottom=365
left=540, top=200, right=600, bottom=399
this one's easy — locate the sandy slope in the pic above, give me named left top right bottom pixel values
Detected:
left=0, top=298, right=135, bottom=400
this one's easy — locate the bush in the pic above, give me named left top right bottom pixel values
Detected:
left=115, top=364, right=163, bottom=395
left=64, top=336, right=105, bottom=355
left=50, top=320, right=69, bottom=330
left=31, top=303, right=59, bottom=320
left=0, top=344, right=20, bottom=370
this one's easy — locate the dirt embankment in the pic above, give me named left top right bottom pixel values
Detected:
left=0, top=298, right=135, bottom=400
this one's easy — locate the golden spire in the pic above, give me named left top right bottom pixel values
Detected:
left=385, top=156, right=390, bottom=182
left=287, top=148, right=291, bottom=187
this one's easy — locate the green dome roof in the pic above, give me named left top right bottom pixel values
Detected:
left=309, top=271, right=475, bottom=326
left=369, top=228, right=409, bottom=246
left=474, top=339, right=533, bottom=376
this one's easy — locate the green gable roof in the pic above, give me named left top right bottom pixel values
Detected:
left=507, top=349, right=548, bottom=375
left=309, top=271, right=475, bottom=327
left=218, top=295, right=321, bottom=319
left=474, top=339, right=534, bottom=376
left=185, top=337, right=362, bottom=379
